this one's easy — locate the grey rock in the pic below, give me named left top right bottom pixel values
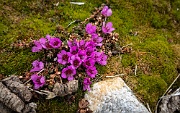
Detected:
left=158, top=88, right=180, bottom=113
left=84, top=77, right=150, bottom=113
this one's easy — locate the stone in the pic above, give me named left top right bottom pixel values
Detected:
left=158, top=88, right=180, bottom=113
left=84, top=77, right=150, bottom=113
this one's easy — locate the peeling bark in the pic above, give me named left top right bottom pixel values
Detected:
left=1, top=75, right=22, bottom=83
left=23, top=102, right=37, bottom=113
left=0, top=102, right=13, bottom=113
left=53, top=80, right=78, bottom=97
left=0, top=82, right=25, bottom=113
left=0, top=76, right=36, bottom=113
left=2, top=79, right=32, bottom=102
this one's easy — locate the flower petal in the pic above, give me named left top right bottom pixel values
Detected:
left=68, top=76, right=74, bottom=81
left=61, top=72, right=67, bottom=78
left=107, top=9, right=112, bottom=16
left=39, top=62, right=44, bottom=69
left=40, top=76, right=46, bottom=84
left=31, top=74, right=38, bottom=82
left=32, top=46, right=41, bottom=52
left=34, top=84, right=40, bottom=89
left=102, top=26, right=108, bottom=34
left=106, top=22, right=113, bottom=28
left=30, top=68, right=38, bottom=72
left=46, top=34, right=51, bottom=40
left=39, top=38, right=47, bottom=49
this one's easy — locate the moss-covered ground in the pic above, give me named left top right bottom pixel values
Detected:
left=0, top=0, right=180, bottom=112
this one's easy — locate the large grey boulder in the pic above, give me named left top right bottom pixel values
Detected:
left=84, top=77, right=150, bottom=113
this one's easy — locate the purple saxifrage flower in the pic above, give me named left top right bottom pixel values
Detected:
left=102, top=22, right=115, bottom=34
left=86, top=66, right=98, bottom=78
left=101, top=6, right=112, bottom=17
left=93, top=51, right=102, bottom=62
left=57, top=50, right=71, bottom=65
left=83, top=77, right=91, bottom=91
left=30, top=60, right=44, bottom=72
left=85, top=40, right=96, bottom=49
left=39, top=35, right=53, bottom=49
left=70, top=55, right=82, bottom=69
left=78, top=50, right=87, bottom=62
left=97, top=53, right=108, bottom=65
left=78, top=40, right=86, bottom=50
left=85, top=47, right=95, bottom=57
left=70, top=46, right=78, bottom=55
left=67, top=39, right=78, bottom=48
left=85, top=23, right=96, bottom=35
left=83, top=58, right=95, bottom=68
left=39, top=37, right=48, bottom=49
left=32, top=40, right=42, bottom=52
left=45, top=34, right=51, bottom=40
left=61, top=65, right=76, bottom=81
left=31, top=74, right=45, bottom=89
left=91, top=34, right=103, bottom=46
left=49, top=37, right=62, bottom=49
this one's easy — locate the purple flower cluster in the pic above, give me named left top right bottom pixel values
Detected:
left=32, top=35, right=62, bottom=52
left=30, top=5, right=114, bottom=91
left=30, top=60, right=45, bottom=89
left=57, top=38, right=108, bottom=82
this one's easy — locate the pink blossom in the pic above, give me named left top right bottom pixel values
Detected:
left=49, top=37, right=62, bottom=49
left=39, top=37, right=52, bottom=49
left=32, top=40, right=42, bottom=52
left=31, top=74, right=45, bottom=89
left=91, top=34, right=103, bottom=46
left=93, top=51, right=102, bottom=62
left=78, top=40, right=87, bottom=50
left=70, top=46, right=78, bottom=55
left=85, top=47, right=95, bottom=58
left=78, top=50, right=87, bottom=62
left=101, top=6, right=112, bottom=17
left=83, top=58, right=95, bottom=68
left=85, top=23, right=96, bottom=35
left=57, top=50, right=71, bottom=65
left=83, top=77, right=91, bottom=91
left=67, top=39, right=78, bottom=47
left=102, top=22, right=115, bottom=34
left=30, top=60, right=44, bottom=72
left=61, top=66, right=76, bottom=81
left=98, top=53, right=108, bottom=65
left=86, top=66, right=98, bottom=78
left=70, top=55, right=82, bottom=69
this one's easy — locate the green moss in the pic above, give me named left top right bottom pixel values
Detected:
left=151, top=13, right=168, bottom=28
left=37, top=81, right=84, bottom=113
left=96, top=65, right=108, bottom=74
left=0, top=49, right=41, bottom=75
left=137, top=74, right=167, bottom=111
left=109, top=5, right=135, bottom=36
left=20, top=17, right=55, bottom=36
left=0, top=23, right=8, bottom=35
left=121, top=54, right=136, bottom=67
left=171, top=0, right=180, bottom=21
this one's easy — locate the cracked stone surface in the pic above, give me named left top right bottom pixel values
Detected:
left=84, top=77, right=150, bottom=113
